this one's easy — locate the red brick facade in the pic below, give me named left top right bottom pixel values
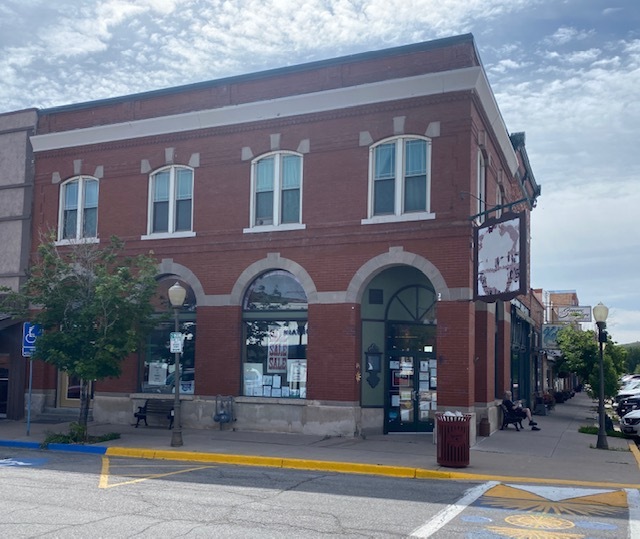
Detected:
left=25, top=34, right=539, bottom=437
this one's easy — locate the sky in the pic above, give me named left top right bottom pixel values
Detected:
left=1, top=0, right=638, bottom=344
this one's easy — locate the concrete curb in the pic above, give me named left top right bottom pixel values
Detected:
left=3, top=438, right=640, bottom=489
left=105, top=446, right=640, bottom=489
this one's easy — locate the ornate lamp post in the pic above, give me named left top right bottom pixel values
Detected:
left=593, top=302, right=609, bottom=450
left=168, top=281, right=187, bottom=447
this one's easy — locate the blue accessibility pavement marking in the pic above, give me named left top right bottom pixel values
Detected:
left=0, top=439, right=107, bottom=454
left=0, top=457, right=48, bottom=467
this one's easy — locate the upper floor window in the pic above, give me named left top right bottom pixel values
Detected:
left=59, top=176, right=98, bottom=242
left=146, top=166, right=194, bottom=238
left=476, top=150, right=487, bottom=224
left=247, top=152, right=304, bottom=232
left=363, top=136, right=434, bottom=224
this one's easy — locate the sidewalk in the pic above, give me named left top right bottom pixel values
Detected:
left=2, top=392, right=639, bottom=488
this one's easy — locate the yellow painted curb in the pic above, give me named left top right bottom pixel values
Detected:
left=106, top=447, right=283, bottom=468
left=282, top=458, right=416, bottom=477
left=104, top=446, right=640, bottom=489
left=629, top=440, right=640, bottom=469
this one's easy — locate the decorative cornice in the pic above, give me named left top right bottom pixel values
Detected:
left=31, top=66, right=518, bottom=175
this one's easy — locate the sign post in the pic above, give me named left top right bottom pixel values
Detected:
left=22, top=323, right=42, bottom=437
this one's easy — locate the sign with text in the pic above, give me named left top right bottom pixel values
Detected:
left=555, top=306, right=592, bottom=323
left=169, top=332, right=183, bottom=353
left=542, top=324, right=564, bottom=350
left=267, top=325, right=288, bottom=373
left=22, top=323, right=42, bottom=357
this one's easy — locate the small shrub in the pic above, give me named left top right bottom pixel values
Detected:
left=41, top=423, right=120, bottom=449
left=578, top=425, right=626, bottom=438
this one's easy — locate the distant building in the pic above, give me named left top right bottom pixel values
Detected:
left=17, top=34, right=541, bottom=439
left=0, top=109, right=37, bottom=419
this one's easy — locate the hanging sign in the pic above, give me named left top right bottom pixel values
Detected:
left=169, top=332, right=183, bottom=353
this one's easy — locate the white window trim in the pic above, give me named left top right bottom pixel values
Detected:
left=243, top=223, right=306, bottom=234
left=56, top=175, right=99, bottom=243
left=55, top=237, right=100, bottom=247
left=141, top=231, right=196, bottom=241
left=246, top=151, right=304, bottom=232
left=362, top=136, right=434, bottom=225
left=142, top=165, right=195, bottom=240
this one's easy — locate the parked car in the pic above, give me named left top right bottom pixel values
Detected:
left=617, top=395, right=640, bottom=418
left=614, top=379, right=640, bottom=405
left=620, top=408, right=640, bottom=437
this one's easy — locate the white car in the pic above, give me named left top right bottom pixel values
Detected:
left=620, top=408, right=640, bottom=437
left=615, top=379, right=640, bottom=405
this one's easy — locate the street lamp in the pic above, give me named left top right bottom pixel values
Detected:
left=593, top=302, right=609, bottom=450
left=168, top=281, right=187, bottom=447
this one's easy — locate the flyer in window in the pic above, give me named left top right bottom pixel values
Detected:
left=267, top=325, right=288, bottom=373
left=147, top=362, right=167, bottom=385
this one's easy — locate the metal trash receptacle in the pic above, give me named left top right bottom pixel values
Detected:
left=436, top=412, right=472, bottom=468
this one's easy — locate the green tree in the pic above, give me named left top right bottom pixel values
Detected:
left=625, top=346, right=640, bottom=373
left=556, top=325, right=626, bottom=399
left=2, top=234, right=158, bottom=434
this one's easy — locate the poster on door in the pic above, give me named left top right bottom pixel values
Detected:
left=267, top=325, right=288, bottom=373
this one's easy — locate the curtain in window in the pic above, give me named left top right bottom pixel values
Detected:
left=152, top=171, right=170, bottom=233
left=62, top=181, right=79, bottom=239
left=404, top=140, right=427, bottom=212
left=82, top=179, right=98, bottom=237
left=281, top=155, right=301, bottom=223
left=255, top=158, right=275, bottom=225
left=374, top=143, right=396, bottom=215
left=175, top=168, right=193, bottom=231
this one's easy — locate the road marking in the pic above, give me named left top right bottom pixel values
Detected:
left=0, top=457, right=47, bottom=467
left=409, top=481, right=498, bottom=537
left=477, top=483, right=627, bottom=517
left=627, top=488, right=640, bottom=539
left=99, top=456, right=217, bottom=489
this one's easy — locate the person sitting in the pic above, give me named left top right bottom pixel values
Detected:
left=503, top=391, right=540, bottom=431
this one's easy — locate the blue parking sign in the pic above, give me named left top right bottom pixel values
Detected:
left=22, top=323, right=42, bottom=357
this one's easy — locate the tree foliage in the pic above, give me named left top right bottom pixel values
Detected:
left=2, top=234, right=159, bottom=430
left=625, top=346, right=640, bottom=373
left=556, top=325, right=627, bottom=399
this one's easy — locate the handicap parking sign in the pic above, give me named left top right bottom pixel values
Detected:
left=22, top=322, right=42, bottom=357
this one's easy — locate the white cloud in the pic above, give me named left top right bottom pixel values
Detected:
left=544, top=26, right=593, bottom=46
left=0, top=0, right=638, bottom=343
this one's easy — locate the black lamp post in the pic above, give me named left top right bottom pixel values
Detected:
left=168, top=281, right=187, bottom=447
left=593, top=302, right=609, bottom=450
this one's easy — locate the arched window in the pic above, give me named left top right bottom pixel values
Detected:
left=146, top=165, right=194, bottom=237
left=242, top=270, right=308, bottom=398
left=141, top=278, right=197, bottom=394
left=58, top=176, right=99, bottom=241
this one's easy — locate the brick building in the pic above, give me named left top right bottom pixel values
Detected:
left=0, top=109, right=37, bottom=419
left=23, top=34, right=540, bottom=439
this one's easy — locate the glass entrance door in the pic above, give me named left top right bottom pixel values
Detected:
left=384, top=323, right=437, bottom=433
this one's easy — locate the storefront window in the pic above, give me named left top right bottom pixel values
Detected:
left=242, top=270, right=308, bottom=398
left=141, top=279, right=196, bottom=394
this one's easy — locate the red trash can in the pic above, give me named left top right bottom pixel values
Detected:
left=436, top=412, right=472, bottom=467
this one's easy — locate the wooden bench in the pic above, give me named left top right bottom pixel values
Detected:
left=500, top=403, right=524, bottom=431
left=134, top=399, right=174, bottom=429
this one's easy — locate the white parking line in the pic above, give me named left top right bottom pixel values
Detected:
left=626, top=488, right=640, bottom=539
left=410, top=481, right=498, bottom=537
